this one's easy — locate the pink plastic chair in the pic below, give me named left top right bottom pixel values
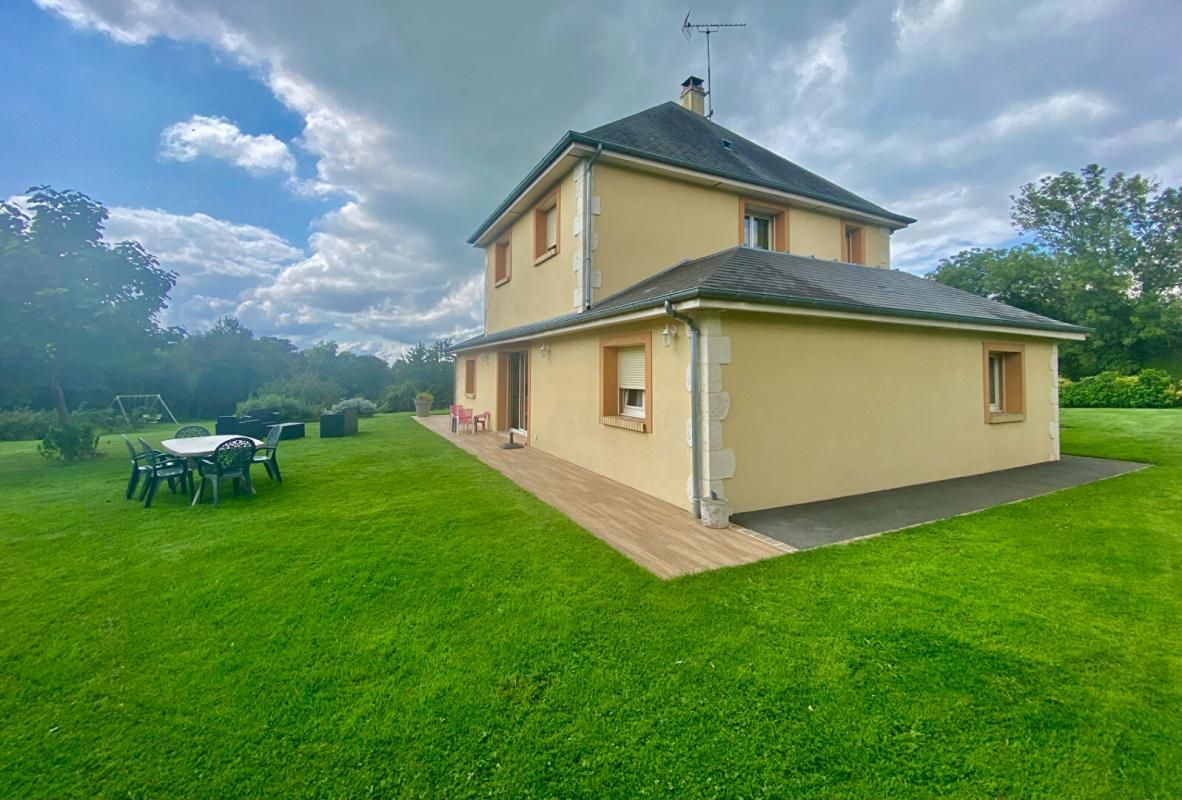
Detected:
left=455, top=406, right=474, bottom=433
left=473, top=411, right=490, bottom=432
left=449, top=404, right=462, bottom=433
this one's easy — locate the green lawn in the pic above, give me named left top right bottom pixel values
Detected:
left=1, top=410, right=1179, bottom=798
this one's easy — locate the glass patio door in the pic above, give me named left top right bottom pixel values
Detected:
left=507, top=350, right=528, bottom=433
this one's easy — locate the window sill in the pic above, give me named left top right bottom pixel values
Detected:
left=533, top=249, right=558, bottom=266
left=464, top=392, right=475, bottom=399
left=493, top=276, right=511, bottom=288
left=601, top=415, right=648, bottom=433
left=986, top=412, right=1026, bottom=424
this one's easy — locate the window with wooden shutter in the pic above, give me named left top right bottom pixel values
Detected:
left=493, top=237, right=511, bottom=285
left=617, top=346, right=645, bottom=418
left=982, top=342, right=1026, bottom=423
left=464, top=359, right=476, bottom=396
left=599, top=333, right=652, bottom=432
left=533, top=189, right=560, bottom=262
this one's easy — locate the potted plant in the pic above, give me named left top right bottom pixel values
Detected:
left=414, top=391, right=433, bottom=417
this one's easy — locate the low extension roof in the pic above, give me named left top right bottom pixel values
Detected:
left=452, top=247, right=1086, bottom=351
left=468, top=102, right=915, bottom=244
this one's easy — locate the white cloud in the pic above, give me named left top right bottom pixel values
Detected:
left=160, top=115, right=295, bottom=175
left=105, top=207, right=304, bottom=278
left=892, top=0, right=966, bottom=56
left=789, top=22, right=848, bottom=100
left=987, top=91, right=1114, bottom=139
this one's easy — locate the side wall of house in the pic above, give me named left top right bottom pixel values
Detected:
left=483, top=165, right=580, bottom=335
left=720, top=313, right=1058, bottom=514
left=454, top=318, right=693, bottom=510
left=529, top=319, right=693, bottom=510
left=453, top=350, right=501, bottom=421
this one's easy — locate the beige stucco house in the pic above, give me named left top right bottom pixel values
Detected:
left=452, top=76, right=1086, bottom=520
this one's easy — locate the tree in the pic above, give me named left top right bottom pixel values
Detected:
left=930, top=166, right=1182, bottom=379
left=0, top=187, right=176, bottom=423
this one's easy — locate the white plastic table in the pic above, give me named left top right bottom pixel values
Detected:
left=159, top=435, right=264, bottom=459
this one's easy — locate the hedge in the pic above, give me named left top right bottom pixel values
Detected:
left=1059, top=369, right=1180, bottom=408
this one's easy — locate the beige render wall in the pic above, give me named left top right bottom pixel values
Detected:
left=593, top=165, right=893, bottom=306
left=527, top=319, right=693, bottom=511
left=453, top=350, right=500, bottom=421
left=592, top=163, right=737, bottom=302
left=483, top=165, right=580, bottom=335
left=721, top=313, right=1057, bottom=514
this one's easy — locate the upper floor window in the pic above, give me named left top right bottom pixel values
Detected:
left=494, top=237, right=511, bottom=286
left=740, top=199, right=788, bottom=252
left=533, top=190, right=559, bottom=263
left=842, top=223, right=864, bottom=265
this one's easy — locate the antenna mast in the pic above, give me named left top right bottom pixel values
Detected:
left=681, top=12, right=746, bottom=119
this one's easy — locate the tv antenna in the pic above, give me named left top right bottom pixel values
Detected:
left=681, top=11, right=746, bottom=119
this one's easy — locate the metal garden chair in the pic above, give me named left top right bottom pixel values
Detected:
left=121, top=434, right=155, bottom=500
left=252, top=425, right=283, bottom=482
left=193, top=436, right=257, bottom=507
left=174, top=425, right=211, bottom=438
left=137, top=439, right=194, bottom=508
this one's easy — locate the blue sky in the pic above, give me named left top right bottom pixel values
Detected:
left=3, top=0, right=1181, bottom=358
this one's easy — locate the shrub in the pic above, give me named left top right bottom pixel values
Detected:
left=381, top=382, right=417, bottom=413
left=328, top=397, right=377, bottom=417
left=39, top=422, right=101, bottom=461
left=72, top=405, right=133, bottom=433
left=236, top=393, right=322, bottom=421
left=1059, top=369, right=1179, bottom=408
left=260, top=373, right=342, bottom=408
left=0, top=408, right=55, bottom=441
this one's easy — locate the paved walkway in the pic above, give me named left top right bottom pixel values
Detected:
left=733, top=455, right=1146, bottom=551
left=413, top=415, right=788, bottom=579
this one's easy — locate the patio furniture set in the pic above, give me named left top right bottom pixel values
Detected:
left=122, top=424, right=284, bottom=508
left=449, top=405, right=490, bottom=434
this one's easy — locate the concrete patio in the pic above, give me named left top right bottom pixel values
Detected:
left=733, top=455, right=1146, bottom=551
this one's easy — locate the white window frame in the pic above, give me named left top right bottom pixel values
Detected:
left=988, top=352, right=1004, bottom=412
left=619, top=387, right=645, bottom=418
left=744, top=213, right=773, bottom=250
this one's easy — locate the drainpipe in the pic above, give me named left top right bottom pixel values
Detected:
left=665, top=300, right=702, bottom=519
left=581, top=144, right=604, bottom=311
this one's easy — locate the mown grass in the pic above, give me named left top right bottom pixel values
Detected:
left=1, top=410, right=1179, bottom=798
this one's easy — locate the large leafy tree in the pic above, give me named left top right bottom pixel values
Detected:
left=930, top=165, right=1182, bottom=378
left=0, top=187, right=176, bottom=423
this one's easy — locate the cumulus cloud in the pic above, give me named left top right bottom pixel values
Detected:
left=160, top=114, right=296, bottom=175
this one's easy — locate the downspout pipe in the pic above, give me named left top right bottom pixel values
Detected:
left=665, top=300, right=702, bottom=519
left=581, top=144, right=604, bottom=311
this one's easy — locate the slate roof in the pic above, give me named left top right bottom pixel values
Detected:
left=452, top=247, right=1085, bottom=351
left=468, top=102, right=914, bottom=243
left=582, top=102, right=913, bottom=224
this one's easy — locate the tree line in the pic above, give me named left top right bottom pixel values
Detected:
left=0, top=187, right=454, bottom=424
left=929, top=164, right=1182, bottom=379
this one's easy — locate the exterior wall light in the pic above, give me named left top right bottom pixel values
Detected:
left=662, top=322, right=678, bottom=348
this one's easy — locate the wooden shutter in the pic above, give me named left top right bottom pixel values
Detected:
left=617, top=346, right=645, bottom=390
left=465, top=359, right=476, bottom=395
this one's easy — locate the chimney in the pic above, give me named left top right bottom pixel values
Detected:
left=679, top=75, right=706, bottom=116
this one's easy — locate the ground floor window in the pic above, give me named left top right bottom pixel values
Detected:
left=600, top=333, right=652, bottom=432
left=983, top=342, right=1025, bottom=422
